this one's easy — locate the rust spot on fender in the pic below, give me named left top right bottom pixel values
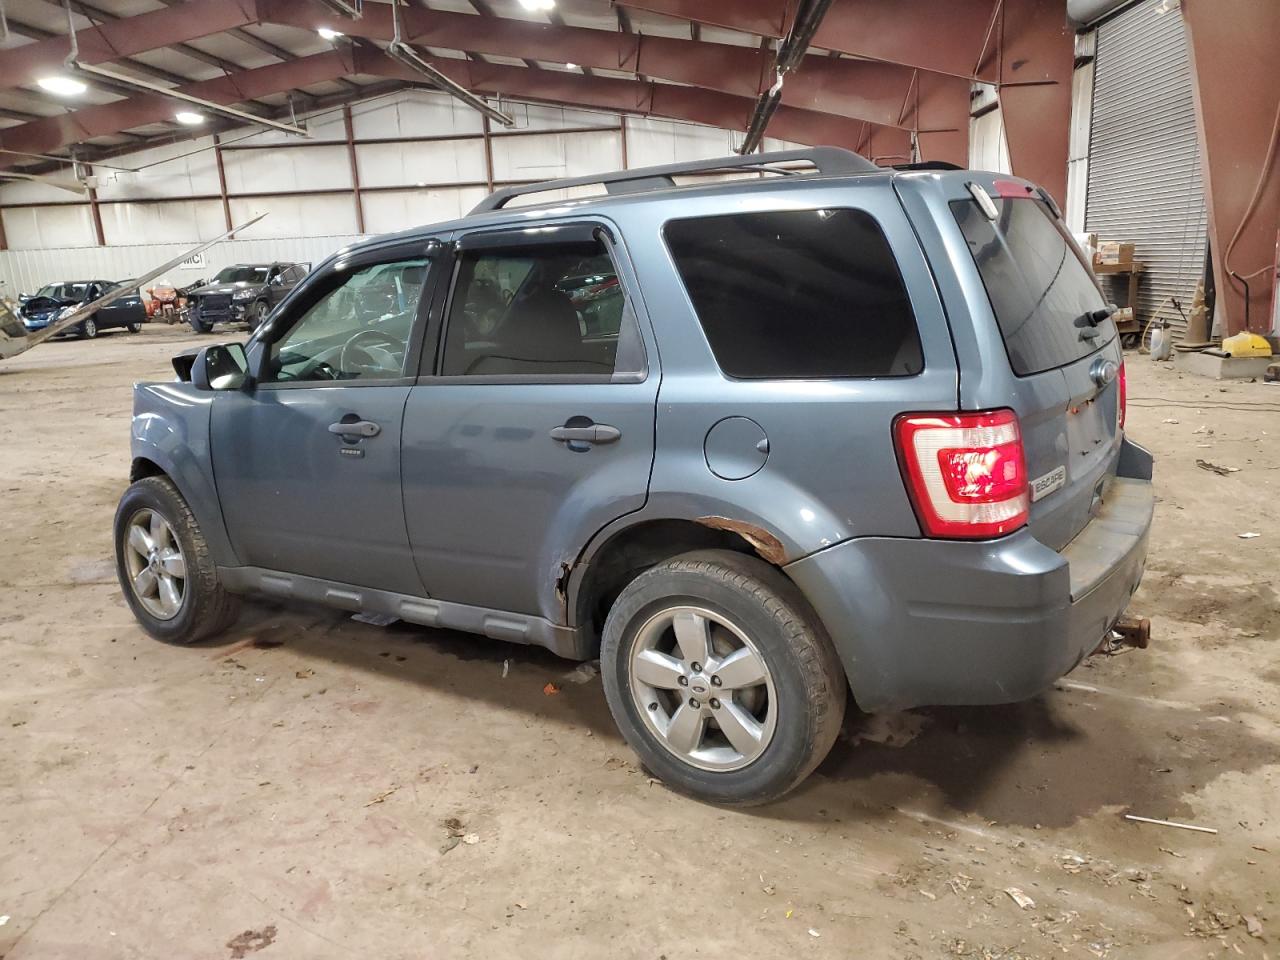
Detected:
left=695, top=516, right=788, bottom=566
left=553, top=560, right=572, bottom=619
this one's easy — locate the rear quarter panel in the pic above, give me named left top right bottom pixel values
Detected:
left=594, top=177, right=960, bottom=563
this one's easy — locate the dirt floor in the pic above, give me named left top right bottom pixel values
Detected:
left=2, top=324, right=1278, bottom=960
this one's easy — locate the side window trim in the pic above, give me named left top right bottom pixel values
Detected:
left=251, top=239, right=447, bottom=390
left=425, top=219, right=649, bottom=385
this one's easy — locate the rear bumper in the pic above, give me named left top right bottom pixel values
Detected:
left=785, top=439, right=1154, bottom=711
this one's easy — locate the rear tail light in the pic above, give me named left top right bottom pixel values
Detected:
left=1117, top=359, right=1127, bottom=430
left=894, top=409, right=1029, bottom=540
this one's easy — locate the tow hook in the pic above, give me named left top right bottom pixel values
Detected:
left=1095, top=615, right=1151, bottom=655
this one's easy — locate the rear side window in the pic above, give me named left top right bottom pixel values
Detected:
left=663, top=208, right=923, bottom=379
left=952, top=197, right=1114, bottom=376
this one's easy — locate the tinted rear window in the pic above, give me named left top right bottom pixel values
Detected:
left=664, top=208, right=923, bottom=379
left=952, top=197, right=1114, bottom=376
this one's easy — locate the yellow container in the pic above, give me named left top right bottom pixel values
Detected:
left=1222, top=331, right=1273, bottom=358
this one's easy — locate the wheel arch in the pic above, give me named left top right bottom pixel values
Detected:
left=569, top=516, right=787, bottom=656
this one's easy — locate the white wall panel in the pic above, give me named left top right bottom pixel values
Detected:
left=356, top=138, right=486, bottom=187
left=503, top=101, right=616, bottom=132
left=228, top=194, right=358, bottom=237
left=93, top=137, right=221, bottom=200
left=969, top=107, right=1012, bottom=173
left=360, top=187, right=488, bottom=234
left=222, top=144, right=352, bottom=194
left=0, top=178, right=84, bottom=205
left=0, top=233, right=361, bottom=296
left=101, top=200, right=227, bottom=245
left=626, top=117, right=736, bottom=167
left=489, top=130, right=622, bottom=182
left=351, top=92, right=484, bottom=139
left=1065, top=58, right=1096, bottom=233
left=1, top=204, right=96, bottom=250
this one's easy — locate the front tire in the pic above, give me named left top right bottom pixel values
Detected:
left=251, top=301, right=269, bottom=331
left=80, top=317, right=98, bottom=339
left=601, top=550, right=846, bottom=806
left=114, top=476, right=239, bottom=644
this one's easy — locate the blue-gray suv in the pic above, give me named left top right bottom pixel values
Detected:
left=114, top=149, right=1153, bottom=805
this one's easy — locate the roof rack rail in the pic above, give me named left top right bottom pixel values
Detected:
left=468, top=147, right=877, bottom=215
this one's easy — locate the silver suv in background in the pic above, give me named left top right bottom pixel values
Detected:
left=114, top=149, right=1153, bottom=805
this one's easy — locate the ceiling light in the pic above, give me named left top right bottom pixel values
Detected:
left=38, top=76, right=88, bottom=96
left=318, top=27, right=344, bottom=40
left=517, top=0, right=555, bottom=11
left=175, top=111, right=205, bottom=125
left=565, top=62, right=578, bottom=71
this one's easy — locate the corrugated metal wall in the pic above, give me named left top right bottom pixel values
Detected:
left=0, top=90, right=800, bottom=297
left=1086, top=0, right=1208, bottom=339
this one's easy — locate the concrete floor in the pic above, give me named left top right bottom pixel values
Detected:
left=2, top=325, right=1277, bottom=959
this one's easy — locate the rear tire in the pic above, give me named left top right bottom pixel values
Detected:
left=114, top=476, right=239, bottom=644
left=601, top=549, right=845, bottom=806
left=126, top=319, right=142, bottom=333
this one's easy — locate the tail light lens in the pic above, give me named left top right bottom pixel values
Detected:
left=894, top=409, right=1029, bottom=539
left=1117, top=359, right=1127, bottom=430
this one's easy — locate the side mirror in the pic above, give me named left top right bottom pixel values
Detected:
left=191, top=342, right=250, bottom=391
left=269, top=274, right=284, bottom=286
left=18, top=294, right=30, bottom=303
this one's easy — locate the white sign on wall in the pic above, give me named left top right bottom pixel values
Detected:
left=179, top=252, right=206, bottom=270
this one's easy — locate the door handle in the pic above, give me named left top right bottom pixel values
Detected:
left=549, top=423, right=621, bottom=444
left=329, top=419, right=381, bottom=439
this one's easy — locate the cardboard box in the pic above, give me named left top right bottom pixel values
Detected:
left=1112, top=306, right=1135, bottom=326
left=1095, top=241, right=1135, bottom=266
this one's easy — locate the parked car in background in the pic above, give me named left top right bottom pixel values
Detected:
left=114, top=149, right=1154, bottom=807
left=19, top=280, right=145, bottom=339
left=186, top=262, right=308, bottom=333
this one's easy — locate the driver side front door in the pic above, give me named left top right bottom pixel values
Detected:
left=209, top=242, right=442, bottom=595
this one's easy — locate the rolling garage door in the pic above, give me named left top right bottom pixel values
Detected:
left=1086, top=0, right=1208, bottom=341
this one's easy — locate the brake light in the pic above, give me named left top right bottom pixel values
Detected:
left=1117, top=359, right=1127, bottom=430
left=894, top=409, right=1029, bottom=539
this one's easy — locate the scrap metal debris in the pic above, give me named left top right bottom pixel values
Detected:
left=365, top=786, right=399, bottom=807
left=1124, top=814, right=1218, bottom=834
left=1196, top=459, right=1240, bottom=476
left=542, top=682, right=560, bottom=696
left=1238, top=532, right=1261, bottom=539
left=563, top=661, right=599, bottom=684
left=1004, top=887, right=1036, bottom=910
left=226, top=925, right=277, bottom=958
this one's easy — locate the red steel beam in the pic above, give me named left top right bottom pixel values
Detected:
left=0, top=50, right=355, bottom=166
left=260, top=0, right=966, bottom=161
left=0, top=0, right=264, bottom=94
left=352, top=46, right=912, bottom=159
left=996, top=0, right=1074, bottom=205
left=618, top=0, right=1000, bottom=80
left=1183, top=0, right=1280, bottom=336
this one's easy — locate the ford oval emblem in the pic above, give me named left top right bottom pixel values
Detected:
left=1090, top=357, right=1118, bottom=388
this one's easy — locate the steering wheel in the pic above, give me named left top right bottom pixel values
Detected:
left=338, top=329, right=404, bottom=377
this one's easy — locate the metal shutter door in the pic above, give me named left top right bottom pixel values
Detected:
left=1086, top=0, right=1208, bottom=341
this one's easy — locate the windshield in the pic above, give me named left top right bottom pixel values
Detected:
left=213, top=266, right=270, bottom=284
left=34, top=283, right=89, bottom=300
left=952, top=197, right=1115, bottom=377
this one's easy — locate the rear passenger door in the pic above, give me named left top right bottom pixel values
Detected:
left=402, top=221, right=659, bottom=623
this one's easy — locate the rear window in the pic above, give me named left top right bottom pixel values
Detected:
left=952, top=197, right=1114, bottom=376
left=664, top=208, right=923, bottom=379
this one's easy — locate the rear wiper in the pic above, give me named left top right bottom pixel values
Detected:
left=1074, top=306, right=1115, bottom=328
left=1075, top=305, right=1115, bottom=341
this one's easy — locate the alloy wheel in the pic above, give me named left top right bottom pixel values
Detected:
left=122, top=508, right=187, bottom=620
left=629, top=605, right=777, bottom=771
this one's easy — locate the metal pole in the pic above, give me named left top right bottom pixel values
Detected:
left=343, top=104, right=365, bottom=233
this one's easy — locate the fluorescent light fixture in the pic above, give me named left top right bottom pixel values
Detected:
left=564, top=62, right=578, bottom=70
left=37, top=76, right=87, bottom=96
left=318, top=27, right=344, bottom=40
left=517, top=0, right=555, bottom=10
left=175, top=111, right=205, bottom=125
